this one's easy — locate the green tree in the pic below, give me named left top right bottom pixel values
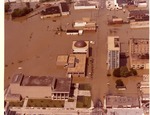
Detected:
left=120, top=66, right=129, bottom=77
left=116, top=79, right=124, bottom=87
left=113, top=68, right=121, bottom=77
left=130, top=68, right=137, bottom=76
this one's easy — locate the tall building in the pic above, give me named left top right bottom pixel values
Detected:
left=107, top=36, right=120, bottom=70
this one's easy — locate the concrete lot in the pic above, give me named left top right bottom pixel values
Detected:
left=5, top=2, right=149, bottom=106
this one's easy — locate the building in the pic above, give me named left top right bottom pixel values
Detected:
left=128, top=10, right=149, bottom=21
left=60, top=2, right=70, bottom=16
left=140, top=74, right=149, bottom=102
left=73, top=20, right=97, bottom=31
left=116, top=0, right=128, bottom=7
left=104, top=95, right=140, bottom=109
left=56, top=55, right=68, bottom=66
left=72, top=40, right=90, bottom=57
left=134, top=0, right=148, bottom=7
left=107, top=36, right=120, bottom=70
left=66, top=29, right=83, bottom=35
left=129, top=38, right=149, bottom=69
left=5, top=74, right=71, bottom=100
left=67, top=54, right=87, bottom=77
left=74, top=0, right=98, bottom=10
left=41, top=6, right=61, bottom=19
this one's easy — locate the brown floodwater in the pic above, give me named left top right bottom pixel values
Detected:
left=5, top=3, right=149, bottom=103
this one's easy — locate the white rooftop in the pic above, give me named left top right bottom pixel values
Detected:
left=108, top=36, right=120, bottom=50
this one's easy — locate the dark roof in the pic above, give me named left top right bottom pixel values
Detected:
left=129, top=10, right=149, bottom=21
left=129, top=10, right=149, bottom=17
left=52, top=78, right=71, bottom=92
left=74, top=40, right=87, bottom=48
left=21, top=76, right=54, bottom=86
left=60, top=2, right=69, bottom=12
left=41, top=6, right=61, bottom=15
left=117, top=0, right=127, bottom=6
left=67, top=29, right=79, bottom=33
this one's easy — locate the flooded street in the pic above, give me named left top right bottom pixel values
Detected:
left=5, top=3, right=149, bottom=104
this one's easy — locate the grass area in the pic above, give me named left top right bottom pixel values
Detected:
left=79, top=84, right=91, bottom=90
left=76, top=96, right=91, bottom=108
left=68, top=99, right=74, bottom=102
left=9, top=101, right=24, bottom=107
left=27, top=99, right=64, bottom=108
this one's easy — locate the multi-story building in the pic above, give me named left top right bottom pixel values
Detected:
left=107, top=36, right=120, bottom=70
left=5, top=74, right=71, bottom=101
left=129, top=38, right=149, bottom=69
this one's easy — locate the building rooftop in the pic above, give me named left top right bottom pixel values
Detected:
left=21, top=76, right=54, bottom=86
left=72, top=40, right=89, bottom=49
left=75, top=1, right=95, bottom=6
left=107, top=108, right=144, bottom=115
left=67, top=54, right=86, bottom=74
left=56, top=55, right=68, bottom=65
left=116, top=0, right=127, bottom=6
left=11, top=73, right=24, bottom=84
left=60, top=2, right=69, bottom=12
left=106, top=95, right=139, bottom=108
left=11, top=74, right=72, bottom=92
left=52, top=77, right=71, bottom=92
left=74, top=40, right=87, bottom=48
left=129, top=38, right=149, bottom=64
left=41, top=6, right=61, bottom=15
left=108, top=36, right=120, bottom=50
left=129, top=10, right=149, bottom=21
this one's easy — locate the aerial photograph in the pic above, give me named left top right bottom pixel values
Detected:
left=4, top=0, right=149, bottom=114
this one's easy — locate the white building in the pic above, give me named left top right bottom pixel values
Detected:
left=107, top=36, right=120, bottom=70
left=74, top=0, right=98, bottom=10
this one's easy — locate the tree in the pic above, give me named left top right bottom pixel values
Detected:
left=116, top=79, right=124, bottom=87
left=113, top=68, right=120, bottom=77
left=130, top=68, right=137, bottom=76
left=120, top=66, right=129, bottom=77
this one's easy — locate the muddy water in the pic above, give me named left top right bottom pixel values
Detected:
left=5, top=3, right=149, bottom=104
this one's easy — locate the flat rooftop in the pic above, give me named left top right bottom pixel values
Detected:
left=129, top=38, right=149, bottom=63
left=67, top=54, right=86, bottom=73
left=21, top=76, right=54, bottom=86
left=52, top=77, right=71, bottom=92
left=11, top=73, right=24, bottom=84
left=108, top=36, right=120, bottom=50
left=60, top=2, right=69, bottom=12
left=106, top=95, right=139, bottom=107
left=75, top=1, right=96, bottom=6
left=56, top=55, right=68, bottom=65
left=11, top=74, right=72, bottom=92
left=41, top=6, right=61, bottom=15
